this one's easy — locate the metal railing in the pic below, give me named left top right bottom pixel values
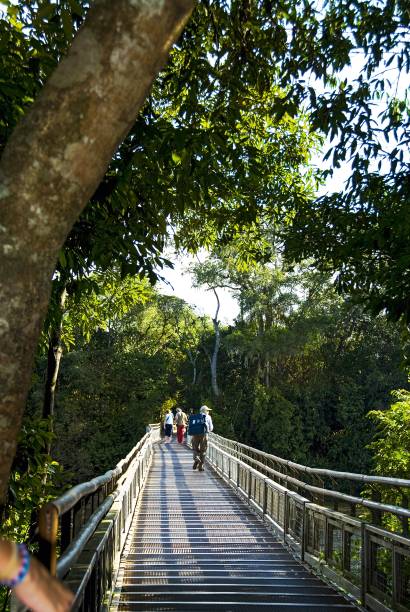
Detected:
left=210, top=434, right=410, bottom=536
left=208, top=434, right=410, bottom=612
left=34, top=424, right=161, bottom=611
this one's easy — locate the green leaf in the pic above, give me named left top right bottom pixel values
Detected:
left=171, top=151, right=182, bottom=164
left=67, top=0, right=83, bottom=15
left=61, top=8, right=72, bottom=39
left=37, top=3, right=54, bottom=19
left=58, top=250, right=67, bottom=268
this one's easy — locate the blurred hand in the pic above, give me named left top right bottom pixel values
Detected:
left=14, top=556, right=74, bottom=612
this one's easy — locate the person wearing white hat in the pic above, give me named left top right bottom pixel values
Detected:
left=191, top=405, right=213, bottom=471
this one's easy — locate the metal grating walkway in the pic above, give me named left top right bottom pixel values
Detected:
left=111, top=441, right=358, bottom=611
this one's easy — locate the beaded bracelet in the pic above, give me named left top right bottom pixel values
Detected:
left=0, top=544, right=30, bottom=588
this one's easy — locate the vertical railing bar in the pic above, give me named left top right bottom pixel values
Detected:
left=392, top=543, right=398, bottom=608
left=361, top=522, right=367, bottom=608
left=283, top=492, right=288, bottom=543
left=301, top=501, right=306, bottom=563
left=262, top=480, right=267, bottom=516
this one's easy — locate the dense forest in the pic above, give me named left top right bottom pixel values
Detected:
left=37, top=267, right=408, bottom=479
left=0, top=1, right=410, bottom=606
left=2, top=262, right=408, bottom=548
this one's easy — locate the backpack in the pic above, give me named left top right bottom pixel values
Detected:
left=176, top=411, right=187, bottom=426
left=188, top=413, right=207, bottom=435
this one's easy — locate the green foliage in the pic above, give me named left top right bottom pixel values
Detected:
left=2, top=0, right=410, bottom=322
left=0, top=15, right=39, bottom=153
left=160, top=398, right=177, bottom=421
left=0, top=415, right=64, bottom=611
left=0, top=418, right=63, bottom=541
left=181, top=253, right=407, bottom=471
left=368, top=388, right=410, bottom=479
left=27, top=292, right=203, bottom=482
left=252, top=384, right=304, bottom=458
left=363, top=389, right=410, bottom=532
left=272, top=0, right=410, bottom=323
left=1, top=0, right=318, bottom=293
left=283, top=177, right=410, bottom=327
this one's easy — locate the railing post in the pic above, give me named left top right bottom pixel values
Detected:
left=248, top=471, right=252, bottom=500
left=262, top=480, right=268, bottom=516
left=392, top=543, right=398, bottom=608
left=38, top=503, right=59, bottom=576
left=301, top=501, right=306, bottom=562
left=324, top=516, right=330, bottom=563
left=401, top=493, right=409, bottom=537
left=361, top=522, right=367, bottom=608
left=371, top=488, right=382, bottom=526
left=283, top=492, right=288, bottom=543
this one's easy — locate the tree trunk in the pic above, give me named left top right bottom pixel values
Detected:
left=264, top=359, right=270, bottom=388
left=0, top=0, right=193, bottom=503
left=186, top=348, right=198, bottom=385
left=210, top=289, right=220, bottom=397
left=43, top=286, right=67, bottom=422
left=43, top=285, right=67, bottom=462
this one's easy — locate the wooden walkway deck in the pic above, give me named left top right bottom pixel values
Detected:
left=111, top=441, right=358, bottom=611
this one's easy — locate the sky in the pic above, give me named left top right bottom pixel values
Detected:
left=157, top=254, right=240, bottom=324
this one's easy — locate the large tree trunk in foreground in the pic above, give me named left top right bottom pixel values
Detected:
left=0, top=0, right=193, bottom=503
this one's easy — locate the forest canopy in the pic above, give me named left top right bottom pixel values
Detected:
left=2, top=0, right=409, bottom=318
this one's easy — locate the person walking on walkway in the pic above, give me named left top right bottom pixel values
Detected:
left=191, top=405, right=213, bottom=471
left=163, top=409, right=174, bottom=443
left=175, top=408, right=188, bottom=444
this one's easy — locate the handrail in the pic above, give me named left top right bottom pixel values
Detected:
left=35, top=423, right=161, bottom=610
left=212, top=437, right=410, bottom=520
left=207, top=435, right=410, bottom=612
left=211, top=433, right=410, bottom=488
left=45, top=431, right=150, bottom=517
left=56, top=493, right=117, bottom=579
left=211, top=433, right=410, bottom=537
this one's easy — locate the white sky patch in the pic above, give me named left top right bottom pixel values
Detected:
left=157, top=251, right=240, bottom=325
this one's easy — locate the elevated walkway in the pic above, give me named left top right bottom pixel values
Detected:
left=32, top=426, right=410, bottom=612
left=110, top=442, right=357, bottom=611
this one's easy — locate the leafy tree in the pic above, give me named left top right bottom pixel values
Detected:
left=0, top=417, right=64, bottom=609
left=0, top=418, right=62, bottom=541
left=252, top=384, right=304, bottom=459
left=274, top=0, right=410, bottom=323
left=190, top=258, right=236, bottom=398
left=367, top=388, right=410, bottom=533
left=368, top=388, right=410, bottom=480
left=41, top=292, right=199, bottom=481
left=40, top=270, right=152, bottom=465
left=1, top=0, right=324, bottom=499
left=0, top=0, right=193, bottom=502
left=200, top=252, right=407, bottom=470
